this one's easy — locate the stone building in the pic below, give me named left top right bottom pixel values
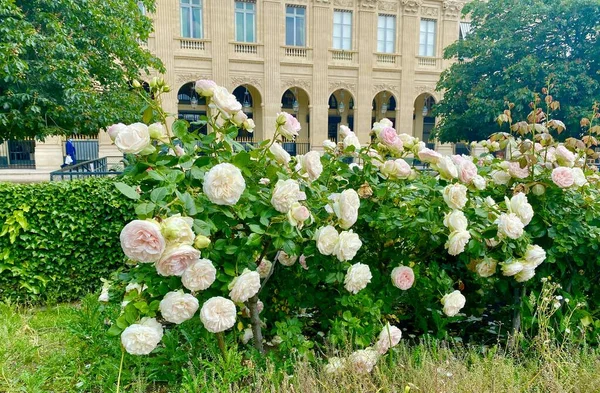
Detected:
left=0, top=0, right=471, bottom=181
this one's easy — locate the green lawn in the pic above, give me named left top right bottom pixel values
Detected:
left=2, top=297, right=600, bottom=393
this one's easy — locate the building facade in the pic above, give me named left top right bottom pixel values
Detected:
left=0, top=0, right=470, bottom=182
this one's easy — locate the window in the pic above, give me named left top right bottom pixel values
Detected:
left=459, top=22, right=471, bottom=40
left=235, top=1, right=256, bottom=43
left=377, top=14, right=396, bottom=53
left=419, top=19, right=436, bottom=57
left=286, top=5, right=306, bottom=46
left=333, top=10, right=352, bottom=50
left=180, top=0, right=202, bottom=38
left=137, top=1, right=146, bottom=15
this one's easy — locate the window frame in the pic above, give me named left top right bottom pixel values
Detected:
left=235, top=0, right=257, bottom=43
left=419, top=18, right=437, bottom=57
left=180, top=0, right=203, bottom=39
left=285, top=5, right=306, bottom=47
left=377, top=14, right=396, bottom=54
left=332, top=9, right=352, bottom=51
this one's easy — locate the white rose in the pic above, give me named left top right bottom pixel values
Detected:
left=336, top=189, right=360, bottom=229
left=276, top=112, right=301, bottom=139
left=98, top=280, right=110, bottom=302
left=114, top=122, right=151, bottom=154
left=259, top=177, right=270, bottom=186
left=472, top=175, right=487, bottom=190
left=194, top=79, right=217, bottom=97
left=271, top=179, right=300, bottom=213
left=334, top=230, right=363, bottom=262
left=398, top=133, right=416, bottom=148
left=380, top=159, right=412, bottom=180
left=508, top=193, right=534, bottom=226
left=349, top=348, right=379, bottom=374
left=443, top=210, right=468, bottom=232
left=156, top=245, right=200, bottom=276
left=148, top=122, right=168, bottom=143
left=441, top=290, right=466, bottom=317
left=120, top=219, right=166, bottom=263
left=484, top=196, right=497, bottom=208
left=200, top=297, right=237, bottom=333
left=287, top=202, right=311, bottom=228
left=107, top=123, right=127, bottom=141
left=242, top=328, right=254, bottom=344
left=435, top=156, right=458, bottom=180
left=257, top=259, right=272, bottom=278
left=475, top=257, right=497, bottom=278
left=159, top=291, right=199, bottom=324
left=344, top=263, right=372, bottom=294
left=496, top=213, right=525, bottom=240
left=229, top=269, right=261, bottom=303
left=443, top=183, right=468, bottom=210
left=212, top=86, right=242, bottom=117
left=374, top=324, right=402, bottom=354
left=523, top=244, right=546, bottom=268
left=182, top=258, right=217, bottom=291
left=343, top=132, right=361, bottom=151
left=339, top=125, right=352, bottom=139
left=161, top=214, right=195, bottom=246
left=445, top=230, right=471, bottom=256
left=277, top=250, right=298, bottom=266
left=572, top=167, right=588, bottom=187
left=125, top=282, right=147, bottom=294
left=324, top=357, right=346, bottom=374
left=515, top=267, right=536, bottom=282
left=501, top=260, right=524, bottom=276
left=323, top=139, right=337, bottom=150
left=315, top=225, right=339, bottom=256
left=490, top=170, right=511, bottom=185
left=203, top=163, right=246, bottom=206
left=121, top=317, right=163, bottom=355
left=269, top=142, right=291, bottom=165
left=301, top=151, right=323, bottom=181
left=556, top=146, right=575, bottom=167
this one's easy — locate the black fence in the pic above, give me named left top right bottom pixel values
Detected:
left=0, top=140, right=36, bottom=169
left=50, top=156, right=124, bottom=181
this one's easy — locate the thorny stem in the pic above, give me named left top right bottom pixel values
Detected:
left=216, top=331, right=227, bottom=359
left=247, top=239, right=273, bottom=354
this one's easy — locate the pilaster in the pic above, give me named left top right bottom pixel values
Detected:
left=310, top=2, right=331, bottom=149
left=399, top=0, right=422, bottom=137
left=355, top=6, right=376, bottom=143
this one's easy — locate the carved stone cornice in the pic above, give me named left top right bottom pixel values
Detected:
left=333, top=0, right=353, bottom=7
left=282, top=78, right=312, bottom=93
left=372, top=84, right=399, bottom=96
left=176, top=73, right=211, bottom=84
left=360, top=0, right=377, bottom=10
left=378, top=1, right=398, bottom=12
left=421, top=6, right=439, bottom=18
left=414, top=84, right=439, bottom=101
left=314, top=0, right=330, bottom=3
left=443, top=0, right=465, bottom=19
left=402, top=0, right=422, bottom=14
left=230, top=75, right=262, bottom=89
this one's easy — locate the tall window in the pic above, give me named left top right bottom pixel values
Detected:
left=137, top=1, right=146, bottom=15
left=459, top=22, right=471, bottom=41
left=333, top=10, right=352, bottom=50
left=377, top=14, right=396, bottom=53
left=286, top=5, right=306, bottom=46
left=419, top=19, right=436, bottom=57
left=180, top=0, right=202, bottom=38
left=235, top=1, right=256, bottom=43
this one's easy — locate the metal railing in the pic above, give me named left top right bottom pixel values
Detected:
left=0, top=139, right=36, bottom=169
left=50, top=156, right=124, bottom=181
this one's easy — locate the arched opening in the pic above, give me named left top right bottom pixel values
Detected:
left=372, top=91, right=397, bottom=127
left=413, top=93, right=436, bottom=149
left=280, top=87, right=310, bottom=156
left=232, top=85, right=263, bottom=141
left=177, top=82, right=207, bottom=135
left=327, top=89, right=354, bottom=142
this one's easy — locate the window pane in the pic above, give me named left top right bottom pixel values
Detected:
left=286, top=16, right=294, bottom=45
left=246, top=13, right=255, bottom=42
left=343, top=37, right=351, bottom=50
left=333, top=24, right=341, bottom=38
left=343, top=12, right=351, bottom=24
left=297, top=7, right=305, bottom=16
left=181, top=7, right=190, bottom=37
left=192, top=0, right=200, bottom=5
left=236, top=12, right=244, bottom=41
left=333, top=12, right=341, bottom=24
left=297, top=17, right=305, bottom=46
left=192, top=8, right=201, bottom=38
left=342, top=24, right=351, bottom=38
left=377, top=28, right=384, bottom=41
left=235, top=2, right=244, bottom=9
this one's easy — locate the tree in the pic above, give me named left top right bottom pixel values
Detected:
left=0, top=0, right=163, bottom=140
left=433, top=0, right=600, bottom=143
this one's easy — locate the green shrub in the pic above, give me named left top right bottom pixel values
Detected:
left=0, top=177, right=135, bottom=302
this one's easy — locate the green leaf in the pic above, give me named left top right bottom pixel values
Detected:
left=142, top=106, right=153, bottom=124
left=176, top=191, right=197, bottom=215
left=232, top=151, right=251, bottom=168
left=150, top=187, right=169, bottom=203
left=248, top=224, right=265, bottom=234
left=114, top=182, right=140, bottom=200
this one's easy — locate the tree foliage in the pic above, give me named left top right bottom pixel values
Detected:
left=0, top=0, right=163, bottom=140
left=433, top=0, right=600, bottom=143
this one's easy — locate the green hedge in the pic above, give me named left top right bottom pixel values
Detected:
left=0, top=177, right=135, bottom=302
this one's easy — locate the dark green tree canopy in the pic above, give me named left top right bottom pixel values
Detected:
left=0, top=0, right=163, bottom=140
left=433, top=0, right=600, bottom=143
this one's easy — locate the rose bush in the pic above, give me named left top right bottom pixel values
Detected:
left=106, top=81, right=600, bottom=367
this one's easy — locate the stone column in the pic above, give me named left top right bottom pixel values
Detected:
left=98, top=131, right=122, bottom=158
left=398, top=1, right=422, bottom=136
left=310, top=2, right=331, bottom=150
left=208, top=0, right=230, bottom=86
left=35, top=136, right=63, bottom=171
left=154, top=0, right=179, bottom=128
left=355, top=6, right=376, bottom=144
left=263, top=0, right=283, bottom=141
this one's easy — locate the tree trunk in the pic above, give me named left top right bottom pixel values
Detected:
left=247, top=294, right=264, bottom=354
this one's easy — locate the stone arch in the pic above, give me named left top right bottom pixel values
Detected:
left=231, top=84, right=264, bottom=140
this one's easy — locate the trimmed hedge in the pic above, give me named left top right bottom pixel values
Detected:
left=0, top=177, right=135, bottom=302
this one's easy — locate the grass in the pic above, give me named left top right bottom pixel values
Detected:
left=1, top=296, right=600, bottom=393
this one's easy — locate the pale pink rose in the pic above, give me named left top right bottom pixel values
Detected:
left=375, top=324, right=402, bottom=354
left=555, top=145, right=575, bottom=167
left=115, top=123, right=151, bottom=154
left=380, top=159, right=412, bottom=180
left=288, top=202, right=311, bottom=228
left=508, top=162, right=530, bottom=179
left=212, top=86, right=242, bottom=117
left=551, top=167, right=574, bottom=188
left=155, top=245, right=200, bottom=276
left=159, top=291, right=199, bottom=324
left=231, top=110, right=248, bottom=127
left=174, top=145, right=185, bottom=157
left=301, top=151, right=323, bottom=181
left=276, top=112, right=301, bottom=139
left=229, top=269, right=261, bottom=303
left=195, top=79, right=217, bottom=97
left=339, top=125, right=352, bottom=139
left=418, top=148, right=442, bottom=164
left=120, top=220, right=166, bottom=263
left=299, top=254, right=308, bottom=270
left=391, top=266, right=415, bottom=290
left=379, top=127, right=400, bottom=146
left=456, top=159, right=478, bottom=184
left=107, top=123, right=126, bottom=141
